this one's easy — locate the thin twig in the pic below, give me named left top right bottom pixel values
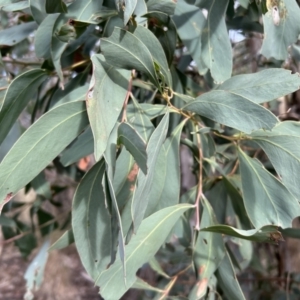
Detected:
left=2, top=57, right=42, bottom=66
left=158, top=276, right=177, bottom=300
left=228, top=159, right=239, bottom=176
left=122, top=71, right=133, bottom=122
left=195, top=123, right=203, bottom=230
left=0, top=86, right=8, bottom=91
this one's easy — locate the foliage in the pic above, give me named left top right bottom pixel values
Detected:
left=1, top=0, right=300, bottom=299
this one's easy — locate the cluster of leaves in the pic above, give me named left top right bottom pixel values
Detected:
left=1, top=0, right=300, bottom=299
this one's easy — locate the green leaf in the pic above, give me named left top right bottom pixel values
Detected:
left=0, top=22, right=37, bottom=46
left=118, top=122, right=147, bottom=175
left=51, top=36, right=68, bottom=83
left=0, top=215, right=16, bottom=227
left=101, top=27, right=159, bottom=88
left=238, top=148, right=300, bottom=228
left=87, top=54, right=130, bottom=161
left=48, top=229, right=74, bottom=251
left=261, top=0, right=300, bottom=60
left=131, top=111, right=169, bottom=232
left=182, top=90, right=278, bottom=134
left=147, top=0, right=176, bottom=15
left=72, top=160, right=111, bottom=280
left=216, top=69, right=300, bottom=104
left=60, top=127, right=93, bottom=166
left=201, top=224, right=283, bottom=243
left=124, top=0, right=137, bottom=25
left=35, top=14, right=59, bottom=58
left=189, top=197, right=225, bottom=300
left=173, top=1, right=206, bottom=75
left=132, top=277, right=164, bottom=293
left=127, top=103, right=166, bottom=120
left=281, top=228, right=300, bottom=239
left=144, top=12, right=177, bottom=66
left=96, top=203, right=193, bottom=300
left=250, top=122, right=300, bottom=200
left=197, top=0, right=232, bottom=83
left=215, top=252, right=246, bottom=300
left=149, top=120, right=185, bottom=214
left=0, top=102, right=89, bottom=209
left=1, top=0, right=28, bottom=11
left=29, top=0, right=47, bottom=24
left=0, top=69, right=48, bottom=145
left=133, top=25, right=172, bottom=87
left=45, top=0, right=67, bottom=13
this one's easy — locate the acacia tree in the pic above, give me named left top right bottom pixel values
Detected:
left=1, top=0, right=300, bottom=299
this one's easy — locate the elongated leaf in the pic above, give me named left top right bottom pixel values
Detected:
left=132, top=277, right=164, bottom=293
left=127, top=103, right=166, bottom=120
left=183, top=90, right=278, bottom=134
left=51, top=36, right=68, bottom=82
left=147, top=0, right=176, bottom=15
left=0, top=102, right=89, bottom=208
left=216, top=252, right=246, bottom=300
left=118, top=122, right=147, bottom=175
left=145, top=12, right=177, bottom=66
left=250, top=122, right=300, bottom=200
left=60, top=127, right=93, bottom=166
left=45, top=0, right=67, bottom=13
left=124, top=0, right=137, bottom=25
left=216, top=69, right=300, bottom=104
left=189, top=197, right=225, bottom=300
left=173, top=1, right=206, bottom=74
left=35, top=14, right=59, bottom=58
left=131, top=112, right=169, bottom=232
left=0, top=69, right=48, bottom=144
left=0, top=22, right=37, bottom=46
left=102, top=171, right=126, bottom=279
left=133, top=25, right=172, bottom=87
left=201, top=225, right=283, bottom=243
left=238, top=148, right=300, bottom=228
left=261, top=0, right=300, bottom=60
left=148, top=120, right=185, bottom=214
left=101, top=27, right=159, bottom=87
left=87, top=54, right=130, bottom=161
left=48, top=229, right=74, bottom=251
left=197, top=0, right=232, bottom=83
left=72, top=160, right=111, bottom=280
left=2, top=1, right=28, bottom=11
left=29, top=0, right=47, bottom=25
left=96, top=204, right=193, bottom=300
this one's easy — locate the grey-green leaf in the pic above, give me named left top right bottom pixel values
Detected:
left=0, top=22, right=37, bottom=46
left=238, top=148, right=300, bottom=228
left=45, top=0, right=67, bottom=13
left=183, top=90, right=278, bottom=134
left=124, top=0, right=137, bottom=25
left=0, top=102, right=89, bottom=208
left=118, top=122, right=147, bottom=175
left=48, top=229, right=74, bottom=251
left=72, top=160, right=111, bottom=280
left=96, top=204, right=193, bottom=300
left=216, top=69, right=300, bottom=104
left=101, top=27, right=159, bottom=87
left=261, top=0, right=300, bottom=60
left=60, top=127, right=93, bottom=166
left=87, top=54, right=130, bottom=161
left=215, top=252, right=246, bottom=300
left=0, top=69, right=48, bottom=145
left=201, top=225, right=283, bottom=243
left=250, top=121, right=300, bottom=200
left=189, top=197, right=225, bottom=300
left=131, top=111, right=169, bottom=232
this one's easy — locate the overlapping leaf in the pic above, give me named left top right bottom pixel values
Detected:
left=72, top=160, right=111, bottom=280
left=189, top=197, right=225, bottom=300
left=87, top=54, right=130, bottom=161
left=0, top=102, right=89, bottom=208
left=238, top=148, right=300, bottom=228
left=250, top=121, right=300, bottom=200
left=96, top=204, right=193, bottom=300
left=131, top=112, right=169, bottom=232
left=216, top=69, right=300, bottom=104
left=261, top=0, right=300, bottom=60
left=182, top=90, right=278, bottom=134
left=0, top=69, right=48, bottom=144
